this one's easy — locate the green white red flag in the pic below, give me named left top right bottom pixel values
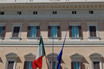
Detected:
left=32, top=36, right=45, bottom=69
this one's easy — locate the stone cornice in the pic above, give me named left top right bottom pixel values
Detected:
left=0, top=2, right=104, bottom=9
left=0, top=41, right=104, bottom=46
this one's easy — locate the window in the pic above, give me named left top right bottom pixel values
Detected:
left=72, top=11, right=77, bottom=14
left=24, top=61, right=32, bottom=69
left=0, top=12, right=4, bottom=15
left=27, top=26, right=40, bottom=38
left=33, top=11, right=38, bottom=15
left=93, top=62, right=100, bottom=69
left=51, top=26, right=57, bottom=38
left=47, top=53, right=58, bottom=69
left=7, top=61, right=15, bottom=69
left=72, top=26, right=79, bottom=38
left=89, top=26, right=97, bottom=37
left=12, top=26, right=20, bottom=38
left=89, top=11, right=94, bottom=14
left=0, top=26, right=5, bottom=38
left=49, top=61, right=57, bottom=69
left=52, top=11, right=57, bottom=15
left=72, top=62, right=82, bottom=69
left=48, top=26, right=61, bottom=38
left=69, top=26, right=82, bottom=38
left=17, top=11, right=22, bottom=15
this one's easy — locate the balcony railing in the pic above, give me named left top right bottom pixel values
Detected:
left=0, top=0, right=104, bottom=3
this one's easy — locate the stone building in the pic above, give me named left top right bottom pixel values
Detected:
left=0, top=0, right=104, bottom=69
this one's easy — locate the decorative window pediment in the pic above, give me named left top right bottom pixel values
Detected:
left=47, top=53, right=58, bottom=61
left=90, top=53, right=102, bottom=61
left=24, top=53, right=36, bottom=61
left=71, top=53, right=83, bottom=62
left=6, top=52, right=18, bottom=61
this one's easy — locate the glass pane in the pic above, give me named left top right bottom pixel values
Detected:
left=74, top=62, right=80, bottom=69
left=51, top=26, right=57, bottom=38
left=30, top=27, right=37, bottom=37
left=27, top=62, right=32, bottom=69
left=72, top=26, right=79, bottom=38
left=53, top=61, right=56, bottom=69
left=12, top=26, right=20, bottom=37
left=0, top=27, right=2, bottom=37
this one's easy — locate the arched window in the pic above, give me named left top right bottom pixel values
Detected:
left=24, top=53, right=36, bottom=69
left=71, top=53, right=83, bottom=69
left=6, top=52, right=18, bottom=69
left=47, top=53, right=58, bottom=69
left=90, top=53, right=103, bottom=69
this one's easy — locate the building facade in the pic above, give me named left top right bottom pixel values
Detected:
left=0, top=0, right=104, bottom=69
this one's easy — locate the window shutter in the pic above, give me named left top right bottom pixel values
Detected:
left=80, top=62, right=83, bottom=69
left=71, top=62, right=74, bottom=69
left=78, top=26, right=83, bottom=38
left=58, top=26, right=61, bottom=38
left=48, top=26, right=51, bottom=37
left=69, top=26, right=72, bottom=37
left=27, top=26, right=31, bottom=37
left=37, top=26, right=40, bottom=37
left=2, top=26, right=5, bottom=37
left=24, top=61, right=27, bottom=69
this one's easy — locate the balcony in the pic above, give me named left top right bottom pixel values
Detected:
left=0, top=0, right=104, bottom=3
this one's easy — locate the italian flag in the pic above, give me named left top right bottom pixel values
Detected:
left=32, top=36, right=45, bottom=69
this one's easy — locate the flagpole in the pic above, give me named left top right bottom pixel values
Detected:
left=45, top=55, right=49, bottom=69
left=52, top=28, right=55, bottom=69
left=52, top=36, right=54, bottom=69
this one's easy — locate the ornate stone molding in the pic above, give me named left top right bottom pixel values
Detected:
left=0, top=2, right=104, bottom=10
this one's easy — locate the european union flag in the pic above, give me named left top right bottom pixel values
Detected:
left=57, top=33, right=67, bottom=69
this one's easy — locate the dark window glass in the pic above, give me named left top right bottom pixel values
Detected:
left=72, top=11, right=77, bottom=14
left=7, top=61, right=14, bottom=69
left=0, top=12, right=4, bottom=15
left=52, top=11, right=57, bottom=15
left=89, top=11, right=94, bottom=14
left=17, top=11, right=22, bottom=15
left=33, top=11, right=38, bottom=15
left=12, top=26, right=20, bottom=37
left=93, top=62, right=100, bottom=69
left=89, top=26, right=96, bottom=37
left=0, top=26, right=5, bottom=37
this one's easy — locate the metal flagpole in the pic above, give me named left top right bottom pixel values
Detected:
left=52, top=27, right=55, bottom=69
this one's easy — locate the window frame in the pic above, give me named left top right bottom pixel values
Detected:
left=0, top=24, right=5, bottom=39
left=27, top=24, right=39, bottom=40
left=6, top=59, right=16, bottom=69
left=71, top=61, right=81, bottom=69
left=48, top=24, right=60, bottom=41
left=91, top=61, right=102, bottom=69
left=11, top=24, right=22, bottom=39
left=69, top=24, right=82, bottom=41
left=88, top=24, right=100, bottom=40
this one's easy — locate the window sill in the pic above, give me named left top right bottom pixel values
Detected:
left=10, top=37, right=22, bottom=40
left=48, top=37, right=61, bottom=39
left=27, top=37, right=39, bottom=41
left=48, top=37, right=61, bottom=41
left=88, top=37, right=100, bottom=41
left=70, top=37, right=82, bottom=41
left=27, top=37, right=39, bottom=39
left=0, top=37, right=5, bottom=40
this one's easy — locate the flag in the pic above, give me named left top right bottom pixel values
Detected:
left=57, top=33, right=67, bottom=69
left=32, top=36, right=45, bottom=69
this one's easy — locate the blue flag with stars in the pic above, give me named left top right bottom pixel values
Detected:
left=57, top=33, right=67, bottom=69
